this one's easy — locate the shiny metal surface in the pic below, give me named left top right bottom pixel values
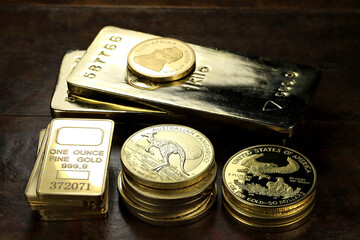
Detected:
left=122, top=163, right=216, bottom=205
left=222, top=145, right=316, bottom=211
left=25, top=127, right=50, bottom=202
left=118, top=170, right=217, bottom=226
left=221, top=145, right=316, bottom=229
left=51, top=51, right=167, bottom=120
left=67, top=26, right=319, bottom=135
left=36, top=118, right=114, bottom=201
left=127, top=38, right=196, bottom=82
left=120, top=124, right=215, bottom=189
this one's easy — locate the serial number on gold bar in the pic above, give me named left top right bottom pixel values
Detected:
left=49, top=181, right=91, bottom=191
left=37, top=118, right=114, bottom=200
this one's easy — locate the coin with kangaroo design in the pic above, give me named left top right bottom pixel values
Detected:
left=121, top=124, right=215, bottom=189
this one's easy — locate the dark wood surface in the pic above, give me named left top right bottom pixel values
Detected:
left=0, top=2, right=359, bottom=240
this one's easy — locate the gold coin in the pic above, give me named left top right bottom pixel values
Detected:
left=222, top=186, right=315, bottom=220
left=127, top=38, right=196, bottom=82
left=121, top=124, right=215, bottom=189
left=223, top=196, right=314, bottom=231
left=121, top=163, right=216, bottom=206
left=120, top=180, right=217, bottom=227
left=135, top=185, right=217, bottom=227
left=118, top=172, right=213, bottom=219
left=222, top=182, right=315, bottom=215
left=123, top=184, right=211, bottom=213
left=222, top=145, right=316, bottom=211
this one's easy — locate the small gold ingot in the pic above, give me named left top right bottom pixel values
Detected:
left=25, top=128, right=49, bottom=203
left=36, top=118, right=114, bottom=201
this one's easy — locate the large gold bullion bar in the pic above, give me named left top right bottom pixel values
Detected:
left=37, top=118, right=114, bottom=201
left=121, top=124, right=215, bottom=189
left=67, top=26, right=319, bottom=135
left=51, top=51, right=171, bottom=120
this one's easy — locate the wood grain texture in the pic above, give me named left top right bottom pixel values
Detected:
left=1, top=0, right=360, bottom=9
left=0, top=4, right=359, bottom=240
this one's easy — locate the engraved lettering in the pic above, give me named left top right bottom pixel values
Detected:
left=254, top=147, right=281, bottom=153
left=77, top=157, right=102, bottom=163
left=104, top=44, right=117, bottom=50
left=231, top=151, right=252, bottom=164
left=61, top=163, right=88, bottom=170
left=83, top=72, right=96, bottom=78
left=98, top=51, right=110, bottom=57
left=49, top=149, right=69, bottom=155
left=292, top=155, right=312, bottom=173
left=73, top=150, right=104, bottom=156
left=109, top=36, right=122, bottom=42
left=49, top=156, right=69, bottom=162
left=93, top=57, right=106, bottom=64
left=49, top=181, right=90, bottom=190
left=275, top=92, right=289, bottom=97
left=284, top=150, right=293, bottom=155
left=89, top=65, right=102, bottom=71
left=234, top=191, right=246, bottom=199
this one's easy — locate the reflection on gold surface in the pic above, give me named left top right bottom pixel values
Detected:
left=134, top=47, right=183, bottom=72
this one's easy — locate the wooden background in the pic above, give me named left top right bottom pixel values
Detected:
left=0, top=1, right=359, bottom=239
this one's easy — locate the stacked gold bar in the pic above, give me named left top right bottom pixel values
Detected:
left=25, top=118, right=114, bottom=221
left=51, top=26, right=320, bottom=137
left=118, top=124, right=217, bottom=226
left=222, top=145, right=316, bottom=231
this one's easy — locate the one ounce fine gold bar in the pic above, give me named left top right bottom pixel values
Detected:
left=37, top=118, right=114, bottom=200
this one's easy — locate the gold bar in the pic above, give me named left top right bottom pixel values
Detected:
left=26, top=128, right=95, bottom=209
left=38, top=177, right=109, bottom=215
left=67, top=26, right=319, bottom=135
left=51, top=51, right=178, bottom=121
left=36, top=118, right=114, bottom=201
left=40, top=212, right=108, bottom=221
left=25, top=127, right=49, bottom=202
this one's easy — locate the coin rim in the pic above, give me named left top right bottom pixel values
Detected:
left=222, top=145, right=317, bottom=209
left=223, top=196, right=314, bottom=230
left=121, top=124, right=215, bottom=189
left=127, top=37, right=196, bottom=82
left=122, top=163, right=217, bottom=205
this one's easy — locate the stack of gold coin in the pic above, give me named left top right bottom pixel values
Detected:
left=222, top=145, right=316, bottom=231
left=25, top=118, right=114, bottom=221
left=118, top=124, right=217, bottom=226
